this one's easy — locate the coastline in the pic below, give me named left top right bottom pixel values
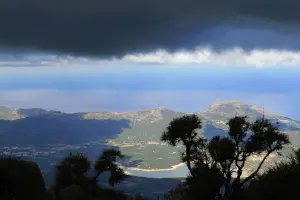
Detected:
left=125, top=163, right=251, bottom=178
left=126, top=162, right=186, bottom=172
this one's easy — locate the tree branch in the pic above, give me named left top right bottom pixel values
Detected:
left=240, top=150, right=272, bottom=187
left=203, top=143, right=209, bottom=166
left=186, top=146, right=195, bottom=177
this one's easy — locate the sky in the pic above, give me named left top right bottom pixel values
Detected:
left=1, top=0, right=300, bottom=120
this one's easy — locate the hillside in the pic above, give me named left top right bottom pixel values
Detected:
left=0, top=106, right=62, bottom=120
left=0, top=100, right=300, bottom=179
left=107, top=100, right=300, bottom=170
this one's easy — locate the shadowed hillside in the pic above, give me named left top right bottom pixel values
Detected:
left=0, top=115, right=130, bottom=145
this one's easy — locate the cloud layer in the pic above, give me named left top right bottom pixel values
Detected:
left=1, top=0, right=300, bottom=56
left=2, top=48, right=300, bottom=68
left=123, top=48, right=300, bottom=67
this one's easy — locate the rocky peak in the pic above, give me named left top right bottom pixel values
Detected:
left=206, top=99, right=271, bottom=116
left=208, top=99, right=245, bottom=109
left=147, top=107, right=170, bottom=113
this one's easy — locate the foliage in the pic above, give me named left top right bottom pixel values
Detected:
left=94, top=148, right=127, bottom=187
left=164, top=183, right=188, bottom=200
left=0, top=155, right=46, bottom=200
left=53, top=149, right=128, bottom=198
left=247, top=148, right=300, bottom=200
left=54, top=152, right=91, bottom=193
left=185, top=165, right=224, bottom=200
left=161, top=114, right=290, bottom=199
left=162, top=114, right=203, bottom=176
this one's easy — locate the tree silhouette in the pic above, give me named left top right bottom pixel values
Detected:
left=54, top=152, right=91, bottom=192
left=162, top=114, right=289, bottom=199
left=53, top=149, right=127, bottom=197
left=0, top=155, right=46, bottom=200
left=93, top=149, right=127, bottom=187
left=185, top=165, right=224, bottom=200
left=161, top=114, right=202, bottom=177
left=247, top=148, right=300, bottom=200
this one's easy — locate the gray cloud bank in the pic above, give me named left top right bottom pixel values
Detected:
left=1, top=0, right=300, bottom=56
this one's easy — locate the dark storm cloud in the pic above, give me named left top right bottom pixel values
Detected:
left=1, top=0, right=300, bottom=56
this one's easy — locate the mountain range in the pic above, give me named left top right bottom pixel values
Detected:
left=1, top=100, right=300, bottom=197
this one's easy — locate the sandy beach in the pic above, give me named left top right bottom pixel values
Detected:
left=126, top=162, right=186, bottom=172
left=125, top=162, right=257, bottom=179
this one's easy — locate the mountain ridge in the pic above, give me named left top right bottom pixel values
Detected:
left=2, top=100, right=300, bottom=134
left=1, top=99, right=300, bottom=188
left=0, top=99, right=291, bottom=121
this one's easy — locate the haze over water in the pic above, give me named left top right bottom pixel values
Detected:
left=1, top=66, right=300, bottom=121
